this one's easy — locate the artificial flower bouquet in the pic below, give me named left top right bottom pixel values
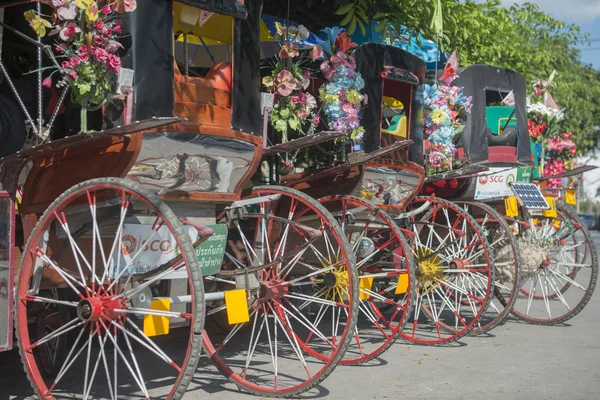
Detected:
left=318, top=28, right=367, bottom=142
left=423, top=73, right=472, bottom=175
left=262, top=22, right=322, bottom=143
left=24, top=0, right=136, bottom=131
left=526, top=79, right=576, bottom=188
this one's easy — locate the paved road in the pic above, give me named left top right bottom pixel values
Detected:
left=3, top=233, right=600, bottom=400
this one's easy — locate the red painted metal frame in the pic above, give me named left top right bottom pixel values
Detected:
left=0, top=191, right=14, bottom=352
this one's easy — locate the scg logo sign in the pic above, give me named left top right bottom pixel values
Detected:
left=121, top=234, right=173, bottom=254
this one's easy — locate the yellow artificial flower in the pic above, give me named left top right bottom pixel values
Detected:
left=24, top=10, right=52, bottom=37
left=262, top=75, right=274, bottom=89
left=85, top=3, right=99, bottom=24
left=431, top=109, right=448, bottom=125
left=76, top=0, right=94, bottom=9
left=346, top=90, right=363, bottom=105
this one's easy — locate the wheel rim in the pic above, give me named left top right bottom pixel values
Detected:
left=457, top=202, right=521, bottom=335
left=17, top=180, right=203, bottom=399
left=203, top=186, right=358, bottom=396
left=318, top=195, right=415, bottom=364
left=511, top=206, right=598, bottom=324
left=400, top=197, right=495, bottom=345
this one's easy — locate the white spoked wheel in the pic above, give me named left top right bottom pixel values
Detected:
left=16, top=178, right=205, bottom=399
left=202, top=186, right=359, bottom=397
left=511, top=203, right=598, bottom=325
left=318, top=195, right=415, bottom=364
left=400, top=197, right=496, bottom=345
left=455, top=201, right=521, bottom=335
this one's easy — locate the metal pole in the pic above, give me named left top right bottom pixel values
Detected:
left=36, top=2, right=43, bottom=135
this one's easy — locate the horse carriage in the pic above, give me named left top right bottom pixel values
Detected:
left=0, top=0, right=597, bottom=398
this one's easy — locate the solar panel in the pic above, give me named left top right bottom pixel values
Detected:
left=509, top=183, right=550, bottom=210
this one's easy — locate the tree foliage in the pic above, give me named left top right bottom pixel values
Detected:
left=262, top=0, right=600, bottom=154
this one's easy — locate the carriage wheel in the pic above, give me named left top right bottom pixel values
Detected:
left=16, top=178, right=205, bottom=399
left=399, top=197, right=495, bottom=345
left=455, top=201, right=521, bottom=335
left=511, top=204, right=598, bottom=325
left=203, top=186, right=358, bottom=397
left=317, top=195, right=415, bottom=364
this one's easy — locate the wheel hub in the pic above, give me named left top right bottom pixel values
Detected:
left=76, top=294, right=125, bottom=322
left=416, top=248, right=443, bottom=289
left=258, top=278, right=288, bottom=302
left=322, top=269, right=349, bottom=302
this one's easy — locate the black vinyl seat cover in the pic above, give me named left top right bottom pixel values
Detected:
left=454, top=126, right=517, bottom=148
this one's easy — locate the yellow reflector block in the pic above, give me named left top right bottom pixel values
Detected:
left=504, top=196, right=519, bottom=217
left=225, top=289, right=250, bottom=325
left=144, top=299, right=170, bottom=337
left=359, top=277, right=374, bottom=300
left=543, top=197, right=557, bottom=218
left=566, top=188, right=577, bottom=205
left=395, top=274, right=409, bottom=295
left=553, top=219, right=562, bottom=230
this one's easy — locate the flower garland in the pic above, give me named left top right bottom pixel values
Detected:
left=24, top=0, right=135, bottom=109
left=318, top=28, right=367, bottom=141
left=423, top=73, right=472, bottom=175
left=262, top=23, right=322, bottom=142
left=527, top=79, right=576, bottom=189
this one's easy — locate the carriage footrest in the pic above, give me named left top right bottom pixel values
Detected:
left=263, top=131, right=347, bottom=156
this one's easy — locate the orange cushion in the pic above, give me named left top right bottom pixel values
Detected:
left=204, top=62, right=232, bottom=92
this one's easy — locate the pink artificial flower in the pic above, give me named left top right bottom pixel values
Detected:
left=51, top=0, right=65, bottom=6
left=61, top=60, right=71, bottom=69
left=296, top=109, right=310, bottom=119
left=92, top=47, right=109, bottom=62
left=108, top=54, right=121, bottom=73
left=290, top=95, right=300, bottom=104
left=113, top=23, right=122, bottom=34
left=105, top=40, right=123, bottom=53
left=57, top=2, right=78, bottom=21
left=275, top=70, right=296, bottom=97
left=69, top=57, right=80, bottom=67
left=363, top=94, right=369, bottom=105
left=279, top=42, right=299, bottom=59
left=60, top=24, right=79, bottom=41
left=94, top=35, right=104, bottom=45
left=42, top=77, right=52, bottom=88
left=95, top=20, right=104, bottom=31
left=77, top=51, right=89, bottom=63
left=68, top=70, right=77, bottom=80
left=305, top=93, right=317, bottom=109
left=102, top=28, right=112, bottom=39
left=101, top=4, right=112, bottom=15
left=313, top=115, right=320, bottom=126
left=123, top=0, right=137, bottom=12
left=561, top=132, right=573, bottom=139
left=309, top=45, right=323, bottom=60
left=55, top=45, right=65, bottom=53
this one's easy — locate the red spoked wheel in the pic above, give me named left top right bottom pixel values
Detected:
left=399, top=197, right=495, bottom=345
left=202, top=186, right=359, bottom=397
left=317, top=195, right=415, bottom=364
left=511, top=204, right=598, bottom=325
left=16, top=178, right=205, bottom=399
left=454, top=201, right=521, bottom=335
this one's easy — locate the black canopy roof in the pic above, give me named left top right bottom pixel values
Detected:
left=453, top=64, right=531, bottom=165
left=354, top=43, right=426, bottom=162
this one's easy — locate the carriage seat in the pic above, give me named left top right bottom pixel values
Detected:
left=173, top=61, right=233, bottom=127
left=382, top=114, right=407, bottom=138
left=174, top=61, right=232, bottom=92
